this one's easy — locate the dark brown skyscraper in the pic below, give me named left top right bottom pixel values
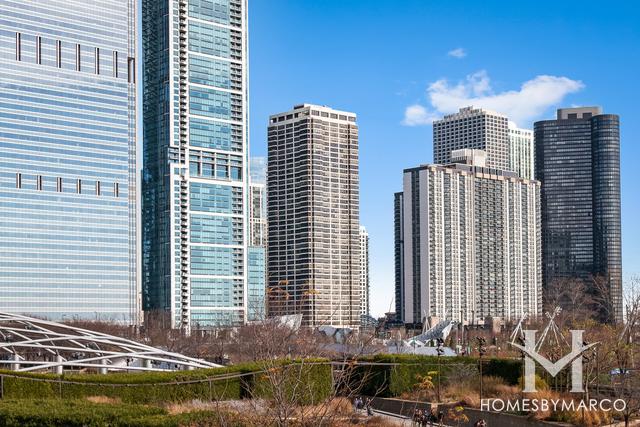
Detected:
left=266, top=104, right=360, bottom=328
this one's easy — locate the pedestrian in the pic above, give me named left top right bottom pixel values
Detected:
left=355, top=396, right=363, bottom=412
left=366, top=398, right=373, bottom=416
left=413, top=408, right=422, bottom=426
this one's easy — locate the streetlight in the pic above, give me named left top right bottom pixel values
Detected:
left=436, top=338, right=445, bottom=402
left=516, top=335, right=526, bottom=401
left=477, top=337, right=487, bottom=402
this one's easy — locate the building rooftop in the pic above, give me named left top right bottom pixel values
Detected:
left=437, top=106, right=507, bottom=121
left=269, top=104, right=357, bottom=124
left=557, top=106, right=602, bottom=120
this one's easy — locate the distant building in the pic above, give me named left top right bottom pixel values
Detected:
left=248, top=158, right=267, bottom=321
left=247, top=246, right=266, bottom=321
left=395, top=150, right=541, bottom=324
left=433, top=106, right=509, bottom=170
left=359, top=226, right=370, bottom=317
left=394, top=192, right=405, bottom=322
left=0, top=0, right=138, bottom=322
left=250, top=157, right=267, bottom=185
left=535, top=107, right=623, bottom=323
left=249, top=181, right=267, bottom=247
left=267, top=104, right=361, bottom=328
left=509, top=122, right=534, bottom=180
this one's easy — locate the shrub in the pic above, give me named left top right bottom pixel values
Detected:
left=0, top=399, right=242, bottom=427
left=481, top=358, right=523, bottom=385
left=351, top=354, right=520, bottom=397
left=0, top=359, right=332, bottom=405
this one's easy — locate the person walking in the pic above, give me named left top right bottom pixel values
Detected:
left=365, top=398, right=373, bottom=416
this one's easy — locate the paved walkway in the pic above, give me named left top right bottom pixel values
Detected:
left=370, top=408, right=452, bottom=426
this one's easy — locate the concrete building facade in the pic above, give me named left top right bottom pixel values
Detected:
left=433, top=107, right=509, bottom=170
left=266, top=104, right=360, bottom=328
left=359, top=225, right=370, bottom=317
left=509, top=122, right=534, bottom=180
left=395, top=151, right=541, bottom=324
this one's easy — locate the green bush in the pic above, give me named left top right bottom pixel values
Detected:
left=482, top=358, right=523, bottom=385
left=349, top=354, right=522, bottom=397
left=0, top=359, right=332, bottom=405
left=249, top=361, right=333, bottom=405
left=0, top=399, right=242, bottom=427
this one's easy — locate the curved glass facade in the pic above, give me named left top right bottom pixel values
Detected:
left=535, top=108, right=623, bottom=323
left=0, top=0, right=138, bottom=322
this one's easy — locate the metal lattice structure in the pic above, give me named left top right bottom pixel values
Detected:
left=0, top=312, right=221, bottom=373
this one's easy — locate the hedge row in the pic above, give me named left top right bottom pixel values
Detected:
left=0, top=359, right=332, bottom=405
left=0, top=399, right=243, bottom=427
left=349, top=354, right=522, bottom=397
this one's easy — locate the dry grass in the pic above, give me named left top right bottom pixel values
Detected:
left=300, top=397, right=353, bottom=419
left=164, top=399, right=233, bottom=415
left=85, top=396, right=122, bottom=405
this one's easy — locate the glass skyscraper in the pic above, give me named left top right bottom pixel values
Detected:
left=142, top=0, right=249, bottom=330
left=0, top=0, right=138, bottom=322
left=535, top=107, right=623, bottom=323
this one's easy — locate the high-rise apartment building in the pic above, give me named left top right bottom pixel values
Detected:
left=535, top=107, right=623, bottom=322
left=142, top=0, right=249, bottom=330
left=248, top=157, right=266, bottom=321
left=508, top=122, right=534, bottom=180
left=267, top=104, right=360, bottom=328
left=359, top=226, right=370, bottom=317
left=0, top=0, right=138, bottom=322
left=394, top=192, right=405, bottom=322
left=433, top=106, right=509, bottom=170
left=249, top=158, right=267, bottom=247
left=395, top=150, right=541, bottom=324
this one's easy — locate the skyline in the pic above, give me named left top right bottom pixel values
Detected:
left=248, top=0, right=640, bottom=317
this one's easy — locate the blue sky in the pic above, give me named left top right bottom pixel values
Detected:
left=247, top=0, right=640, bottom=317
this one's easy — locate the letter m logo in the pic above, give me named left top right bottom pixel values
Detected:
left=510, top=330, right=597, bottom=393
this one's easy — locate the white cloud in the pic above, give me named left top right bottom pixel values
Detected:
left=447, top=48, right=467, bottom=59
left=402, top=104, right=439, bottom=126
left=402, top=70, right=584, bottom=126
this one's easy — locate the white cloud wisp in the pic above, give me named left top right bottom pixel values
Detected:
left=447, top=47, right=467, bottom=59
left=403, top=70, right=584, bottom=126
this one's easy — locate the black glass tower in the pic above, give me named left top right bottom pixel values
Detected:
left=535, top=107, right=622, bottom=322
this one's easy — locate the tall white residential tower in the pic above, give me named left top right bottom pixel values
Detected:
left=508, top=122, right=534, bottom=180
left=395, top=151, right=541, bottom=324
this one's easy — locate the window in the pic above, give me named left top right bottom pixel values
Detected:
left=15, top=172, right=22, bottom=189
left=37, top=175, right=43, bottom=191
left=15, top=32, right=21, bottom=61
left=127, top=57, right=135, bottom=83
left=35, top=36, right=41, bottom=64
left=56, top=40, right=61, bottom=68
left=114, top=182, right=120, bottom=197
left=77, top=179, right=82, bottom=194
left=75, top=43, right=81, bottom=71
left=56, top=177, right=62, bottom=192
left=96, top=181, right=101, bottom=196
